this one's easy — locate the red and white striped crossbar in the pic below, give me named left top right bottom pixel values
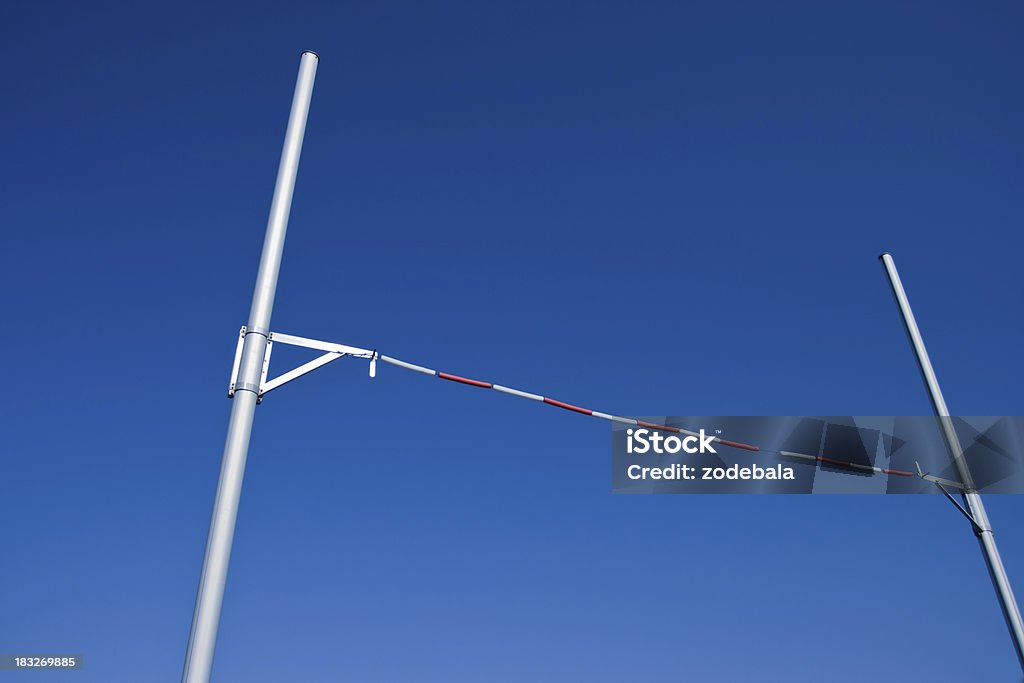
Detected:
left=259, top=330, right=913, bottom=478
left=378, top=355, right=759, bottom=451
left=375, top=354, right=913, bottom=476
left=778, top=450, right=912, bottom=477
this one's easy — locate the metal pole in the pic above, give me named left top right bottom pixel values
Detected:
left=880, top=252, right=1024, bottom=672
left=182, top=50, right=319, bottom=683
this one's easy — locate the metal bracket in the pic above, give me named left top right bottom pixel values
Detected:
left=915, top=461, right=967, bottom=491
left=916, top=462, right=981, bottom=532
left=228, top=327, right=376, bottom=402
left=227, top=326, right=247, bottom=397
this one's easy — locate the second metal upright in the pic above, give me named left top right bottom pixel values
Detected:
left=880, top=252, right=1024, bottom=673
left=182, top=50, right=320, bottom=683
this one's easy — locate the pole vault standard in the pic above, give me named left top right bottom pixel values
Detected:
left=880, top=253, right=1024, bottom=672
left=176, top=53, right=1023, bottom=678
left=182, top=51, right=319, bottom=683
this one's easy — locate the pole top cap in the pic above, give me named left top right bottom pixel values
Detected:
left=301, top=50, right=320, bottom=60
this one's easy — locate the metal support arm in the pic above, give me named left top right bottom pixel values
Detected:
left=227, top=328, right=376, bottom=401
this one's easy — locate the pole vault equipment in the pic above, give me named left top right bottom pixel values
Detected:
left=776, top=450, right=912, bottom=477
left=183, top=51, right=319, bottom=683
left=230, top=328, right=916, bottom=479
left=881, top=252, right=1024, bottom=673
left=186, top=53, right=1021, bottom=678
left=379, top=353, right=765, bottom=451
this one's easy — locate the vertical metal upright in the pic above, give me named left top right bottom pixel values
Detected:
left=880, top=252, right=1024, bottom=672
left=182, top=50, right=319, bottom=683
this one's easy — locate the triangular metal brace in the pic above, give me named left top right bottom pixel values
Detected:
left=227, top=327, right=375, bottom=403
left=915, top=462, right=981, bottom=532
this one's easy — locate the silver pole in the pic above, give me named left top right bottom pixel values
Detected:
left=182, top=50, right=319, bottom=683
left=880, top=252, right=1024, bottom=672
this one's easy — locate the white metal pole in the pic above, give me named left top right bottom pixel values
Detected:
left=880, top=252, right=1024, bottom=672
left=182, top=50, right=319, bottom=683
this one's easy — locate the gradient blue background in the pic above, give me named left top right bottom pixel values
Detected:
left=3, top=2, right=1023, bottom=681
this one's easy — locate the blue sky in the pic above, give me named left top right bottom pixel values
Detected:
left=2, top=2, right=1024, bottom=681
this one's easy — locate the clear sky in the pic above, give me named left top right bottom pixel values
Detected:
left=3, top=2, right=1024, bottom=681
